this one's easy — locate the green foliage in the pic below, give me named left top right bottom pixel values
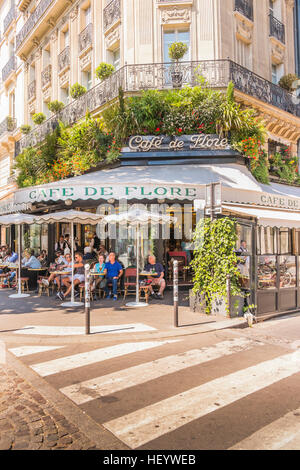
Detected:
left=278, top=74, right=299, bottom=92
left=48, top=100, right=65, bottom=114
left=168, top=42, right=188, bottom=62
left=269, top=146, right=299, bottom=183
left=32, top=113, right=46, bottom=125
left=69, top=83, right=87, bottom=99
left=20, top=124, right=32, bottom=135
left=190, top=217, right=242, bottom=315
left=95, top=62, right=115, bottom=81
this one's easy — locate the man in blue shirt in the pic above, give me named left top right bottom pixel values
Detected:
left=104, top=252, right=123, bottom=300
left=144, top=255, right=166, bottom=299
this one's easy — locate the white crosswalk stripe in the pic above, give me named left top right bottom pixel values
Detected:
left=59, top=337, right=262, bottom=404
left=8, top=345, right=64, bottom=357
left=13, top=324, right=156, bottom=335
left=103, top=351, right=300, bottom=449
left=30, top=340, right=178, bottom=377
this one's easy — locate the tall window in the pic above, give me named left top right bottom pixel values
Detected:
left=63, top=29, right=69, bottom=49
left=9, top=92, right=15, bottom=118
left=236, top=39, right=252, bottom=70
left=269, top=0, right=282, bottom=20
left=163, top=29, right=190, bottom=62
left=85, top=5, right=92, bottom=26
left=0, top=156, right=10, bottom=188
left=82, top=70, right=92, bottom=90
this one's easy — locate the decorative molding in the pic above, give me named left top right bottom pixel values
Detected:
left=70, top=6, right=79, bottom=21
left=105, top=25, right=120, bottom=50
left=79, top=51, right=92, bottom=71
left=59, top=70, right=70, bottom=88
left=235, top=14, right=253, bottom=44
left=161, top=6, right=192, bottom=24
left=270, top=38, right=285, bottom=65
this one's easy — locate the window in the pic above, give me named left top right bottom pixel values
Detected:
left=9, top=92, right=15, bottom=119
left=236, top=39, right=252, bottom=70
left=63, top=29, right=69, bottom=49
left=272, top=64, right=278, bottom=84
left=43, top=101, right=50, bottom=119
left=85, top=5, right=92, bottom=26
left=43, top=47, right=51, bottom=68
left=82, top=70, right=92, bottom=90
left=163, top=29, right=190, bottom=62
left=0, top=156, right=10, bottom=187
left=29, top=63, right=35, bottom=82
left=279, top=228, right=291, bottom=254
left=60, top=87, right=70, bottom=105
left=112, top=48, right=120, bottom=70
left=257, top=226, right=277, bottom=255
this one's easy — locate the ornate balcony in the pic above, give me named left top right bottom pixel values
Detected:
left=0, top=117, right=17, bottom=138
left=28, top=79, right=36, bottom=101
left=3, top=4, right=17, bottom=33
left=79, top=23, right=93, bottom=54
left=234, top=0, right=253, bottom=21
left=16, top=0, right=54, bottom=50
left=58, top=46, right=70, bottom=73
left=15, top=60, right=300, bottom=155
left=103, top=0, right=121, bottom=32
left=269, top=14, right=285, bottom=44
left=41, top=64, right=52, bottom=89
left=2, top=56, right=17, bottom=83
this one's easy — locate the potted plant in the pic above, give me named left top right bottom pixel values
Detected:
left=69, top=83, right=87, bottom=99
left=20, top=124, right=32, bottom=135
left=95, top=62, right=115, bottom=82
left=168, top=42, right=188, bottom=88
left=47, top=100, right=65, bottom=114
left=278, top=73, right=299, bottom=92
left=32, top=113, right=46, bottom=125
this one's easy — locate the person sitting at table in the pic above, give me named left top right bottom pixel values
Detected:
left=91, top=254, right=107, bottom=293
left=22, top=249, right=41, bottom=269
left=38, top=249, right=48, bottom=267
left=104, top=252, right=123, bottom=301
left=58, top=252, right=85, bottom=300
left=1, top=250, right=19, bottom=286
left=144, top=255, right=166, bottom=300
left=42, top=253, right=72, bottom=291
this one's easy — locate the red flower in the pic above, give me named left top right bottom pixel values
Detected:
left=178, top=128, right=183, bottom=133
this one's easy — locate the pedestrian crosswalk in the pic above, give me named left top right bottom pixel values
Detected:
left=8, top=335, right=300, bottom=449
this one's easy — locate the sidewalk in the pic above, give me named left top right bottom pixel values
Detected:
left=0, top=290, right=246, bottom=345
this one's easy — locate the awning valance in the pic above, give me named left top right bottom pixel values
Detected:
left=223, top=205, right=300, bottom=228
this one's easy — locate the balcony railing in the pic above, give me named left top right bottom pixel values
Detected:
left=58, top=46, right=70, bottom=73
left=269, top=14, right=285, bottom=44
left=0, top=117, right=17, bottom=138
left=103, top=0, right=121, bottom=32
left=41, top=64, right=52, bottom=89
left=28, top=79, right=36, bottom=101
left=3, top=4, right=17, bottom=33
left=234, top=0, right=253, bottom=21
left=15, top=59, right=300, bottom=155
left=2, top=56, right=17, bottom=82
left=16, top=0, right=54, bottom=50
left=79, top=23, right=93, bottom=54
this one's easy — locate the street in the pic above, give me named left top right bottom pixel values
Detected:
left=0, top=291, right=300, bottom=450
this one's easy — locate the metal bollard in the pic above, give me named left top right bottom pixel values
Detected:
left=173, top=260, right=179, bottom=328
left=85, top=264, right=91, bottom=335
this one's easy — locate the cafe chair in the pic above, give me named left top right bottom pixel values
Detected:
left=123, top=268, right=137, bottom=300
left=37, top=276, right=53, bottom=297
left=20, top=277, right=29, bottom=292
left=79, top=282, right=97, bottom=303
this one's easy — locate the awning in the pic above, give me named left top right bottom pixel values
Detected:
left=5, top=163, right=300, bottom=212
left=223, top=205, right=300, bottom=228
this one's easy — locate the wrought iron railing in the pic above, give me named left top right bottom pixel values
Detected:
left=79, top=23, right=93, bottom=54
left=103, top=0, right=121, bottom=32
left=269, top=14, right=285, bottom=44
left=234, top=0, right=253, bottom=21
left=15, top=59, right=300, bottom=155
left=16, top=0, right=54, bottom=50
left=58, top=46, right=70, bottom=72
left=41, top=64, right=52, bottom=88
left=2, top=55, right=17, bottom=82
left=0, top=117, right=16, bottom=138
left=28, top=79, right=36, bottom=101
left=3, top=4, right=17, bottom=33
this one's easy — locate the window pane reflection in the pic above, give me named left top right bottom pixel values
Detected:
left=237, top=255, right=250, bottom=289
left=258, top=256, right=277, bottom=290
left=279, top=256, right=297, bottom=288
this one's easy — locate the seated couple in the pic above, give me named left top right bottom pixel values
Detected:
left=92, top=252, right=123, bottom=301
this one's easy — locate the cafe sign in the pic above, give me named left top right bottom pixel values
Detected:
left=127, top=134, right=230, bottom=153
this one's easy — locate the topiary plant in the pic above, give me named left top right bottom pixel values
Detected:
left=20, top=124, right=32, bottom=135
left=32, top=113, right=46, bottom=125
left=278, top=73, right=299, bottom=92
left=95, top=62, right=115, bottom=81
left=69, top=83, right=87, bottom=99
left=47, top=100, right=65, bottom=114
left=168, top=42, right=188, bottom=63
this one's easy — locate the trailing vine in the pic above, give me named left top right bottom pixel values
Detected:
left=190, top=217, right=242, bottom=315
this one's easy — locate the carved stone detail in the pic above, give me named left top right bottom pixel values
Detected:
left=270, top=39, right=285, bottom=65
left=235, top=16, right=253, bottom=44
left=105, top=25, right=120, bottom=50
left=161, top=6, right=191, bottom=24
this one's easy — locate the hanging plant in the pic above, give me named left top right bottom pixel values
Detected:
left=190, top=217, right=242, bottom=315
left=95, top=62, right=115, bottom=81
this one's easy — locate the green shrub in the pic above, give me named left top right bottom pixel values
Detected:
left=32, top=113, right=46, bottom=125
left=278, top=74, right=299, bottom=92
left=69, top=83, right=87, bottom=99
left=168, top=42, right=188, bottom=62
left=95, top=63, right=115, bottom=81
left=20, top=124, right=32, bottom=135
left=47, top=100, right=65, bottom=114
